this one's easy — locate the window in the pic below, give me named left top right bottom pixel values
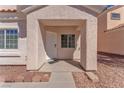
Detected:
left=61, top=34, right=75, bottom=48
left=0, top=29, right=18, bottom=49
left=0, top=30, right=4, bottom=49
left=111, top=13, right=120, bottom=20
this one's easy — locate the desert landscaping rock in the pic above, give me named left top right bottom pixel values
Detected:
left=85, top=72, right=99, bottom=82
left=0, top=66, right=51, bottom=83
left=73, top=54, right=124, bottom=88
left=44, top=73, right=51, bottom=81
left=32, top=75, right=41, bottom=82
left=15, top=75, right=24, bottom=82
left=24, top=72, right=34, bottom=82
left=5, top=74, right=15, bottom=82
left=44, top=74, right=49, bottom=78
left=0, top=76, right=5, bottom=82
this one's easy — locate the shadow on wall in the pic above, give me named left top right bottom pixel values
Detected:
left=38, top=20, right=46, bottom=53
left=38, top=20, right=83, bottom=60
left=18, top=20, right=27, bottom=38
left=73, top=34, right=81, bottom=59
left=46, top=28, right=80, bottom=59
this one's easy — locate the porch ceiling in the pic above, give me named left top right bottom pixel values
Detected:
left=40, top=19, right=84, bottom=31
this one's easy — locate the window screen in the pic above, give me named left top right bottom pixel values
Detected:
left=111, top=13, right=120, bottom=20
left=0, top=29, right=18, bottom=49
left=6, top=29, right=18, bottom=49
left=0, top=30, right=4, bottom=49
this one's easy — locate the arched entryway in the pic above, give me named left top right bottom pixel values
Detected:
left=26, top=5, right=97, bottom=71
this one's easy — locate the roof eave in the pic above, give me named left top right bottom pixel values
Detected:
left=98, top=5, right=124, bottom=17
left=22, top=5, right=99, bottom=17
left=21, top=5, right=47, bottom=14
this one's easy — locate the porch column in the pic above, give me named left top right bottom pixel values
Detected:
left=27, top=18, right=38, bottom=70
left=80, top=20, right=97, bottom=71
left=27, top=17, right=46, bottom=70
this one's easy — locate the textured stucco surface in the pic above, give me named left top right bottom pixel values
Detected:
left=98, top=6, right=124, bottom=55
left=27, top=5, right=97, bottom=70
left=107, top=7, right=124, bottom=29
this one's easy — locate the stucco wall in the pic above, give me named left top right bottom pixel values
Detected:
left=97, top=12, right=107, bottom=51
left=107, top=7, right=124, bottom=29
left=98, top=6, right=124, bottom=55
left=27, top=5, right=97, bottom=71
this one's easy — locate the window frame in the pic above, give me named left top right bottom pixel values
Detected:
left=0, top=28, right=19, bottom=51
left=61, top=34, right=75, bottom=48
left=111, top=13, right=121, bottom=20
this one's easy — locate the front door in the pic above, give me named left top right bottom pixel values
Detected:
left=46, top=31, right=57, bottom=59
left=58, top=31, right=79, bottom=59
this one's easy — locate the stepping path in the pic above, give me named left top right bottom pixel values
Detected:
left=47, top=72, right=76, bottom=88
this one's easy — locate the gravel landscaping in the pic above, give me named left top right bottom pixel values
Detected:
left=72, top=53, right=124, bottom=88
left=0, top=65, right=51, bottom=82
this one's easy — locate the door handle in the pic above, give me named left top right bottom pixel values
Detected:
left=54, top=44, right=56, bottom=47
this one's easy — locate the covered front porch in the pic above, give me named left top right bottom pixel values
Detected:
left=26, top=5, right=97, bottom=71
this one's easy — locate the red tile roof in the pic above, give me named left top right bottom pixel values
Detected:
left=0, top=9, right=16, bottom=12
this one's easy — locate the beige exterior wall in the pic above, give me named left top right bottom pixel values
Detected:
left=107, top=7, right=124, bottom=29
left=27, top=5, right=97, bottom=71
left=0, top=8, right=27, bottom=65
left=97, top=12, right=107, bottom=51
left=98, top=6, right=124, bottom=55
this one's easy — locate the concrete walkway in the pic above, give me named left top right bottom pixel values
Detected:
left=47, top=72, right=75, bottom=88
left=39, top=60, right=83, bottom=72
left=0, top=72, right=75, bottom=88
left=0, top=60, right=83, bottom=88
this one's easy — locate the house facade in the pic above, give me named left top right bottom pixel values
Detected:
left=98, top=5, right=124, bottom=55
left=0, top=5, right=115, bottom=71
left=0, top=6, right=27, bottom=65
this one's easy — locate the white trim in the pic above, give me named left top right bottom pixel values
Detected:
left=4, top=29, right=6, bottom=48
left=0, top=18, right=25, bottom=22
left=0, top=52, right=21, bottom=57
